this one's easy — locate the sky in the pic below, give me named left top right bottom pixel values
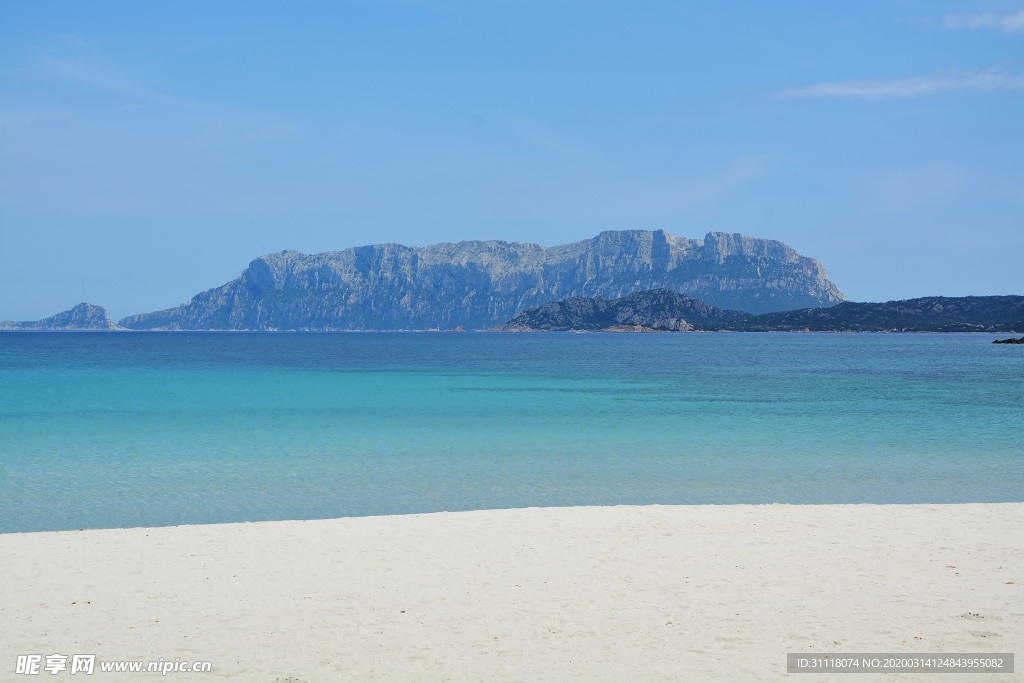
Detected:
left=1, top=0, right=1021, bottom=321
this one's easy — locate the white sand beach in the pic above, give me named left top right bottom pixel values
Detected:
left=1, top=504, right=1021, bottom=682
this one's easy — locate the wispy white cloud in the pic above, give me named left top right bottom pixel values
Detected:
left=29, top=52, right=302, bottom=146
left=777, top=68, right=1024, bottom=99
left=944, top=10, right=1024, bottom=34
left=39, top=58, right=194, bottom=107
left=0, top=105, right=75, bottom=126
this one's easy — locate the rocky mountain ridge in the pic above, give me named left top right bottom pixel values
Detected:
left=116, top=230, right=844, bottom=330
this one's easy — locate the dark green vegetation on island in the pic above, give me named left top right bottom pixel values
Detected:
left=742, top=296, right=1024, bottom=333
left=993, top=336, right=1024, bottom=344
left=114, top=230, right=842, bottom=330
left=493, top=289, right=748, bottom=332
left=493, top=290, right=1024, bottom=333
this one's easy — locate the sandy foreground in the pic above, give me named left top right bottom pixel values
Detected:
left=1, top=504, right=1021, bottom=682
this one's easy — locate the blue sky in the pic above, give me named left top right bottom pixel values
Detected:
left=1, top=0, right=1021, bottom=320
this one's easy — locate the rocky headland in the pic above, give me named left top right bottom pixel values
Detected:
left=0, top=303, right=124, bottom=331
left=115, top=230, right=843, bottom=331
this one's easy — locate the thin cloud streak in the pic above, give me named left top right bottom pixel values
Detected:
left=777, top=68, right=1024, bottom=99
left=944, top=10, right=1024, bottom=34
left=30, top=54, right=302, bottom=147
left=40, top=58, right=195, bottom=107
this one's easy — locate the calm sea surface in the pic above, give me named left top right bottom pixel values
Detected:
left=1, top=332, right=1021, bottom=532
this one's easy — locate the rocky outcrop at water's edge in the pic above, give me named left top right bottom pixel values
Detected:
left=0, top=303, right=124, bottom=331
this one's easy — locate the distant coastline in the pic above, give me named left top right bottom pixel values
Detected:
left=5, top=292, right=1021, bottom=334
left=493, top=290, right=1024, bottom=334
left=5, top=229, right=1020, bottom=333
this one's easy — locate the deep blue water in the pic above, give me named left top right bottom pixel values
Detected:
left=1, top=332, right=1022, bottom=532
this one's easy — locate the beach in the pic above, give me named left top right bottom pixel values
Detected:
left=1, top=503, right=1020, bottom=682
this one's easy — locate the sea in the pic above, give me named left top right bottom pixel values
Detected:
left=1, top=332, right=1021, bottom=533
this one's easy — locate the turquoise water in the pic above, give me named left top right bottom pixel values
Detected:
left=1, top=332, right=1022, bottom=532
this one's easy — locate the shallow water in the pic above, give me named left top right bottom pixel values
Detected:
left=1, top=332, right=1021, bottom=531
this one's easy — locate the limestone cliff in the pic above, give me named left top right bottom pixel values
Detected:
left=119, top=230, right=844, bottom=331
